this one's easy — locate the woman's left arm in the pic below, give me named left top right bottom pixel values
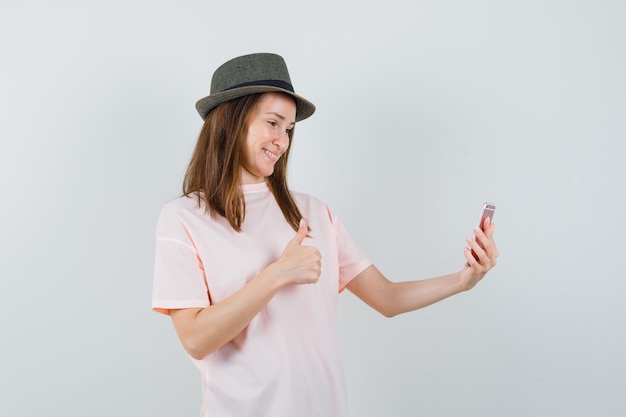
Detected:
left=346, top=219, right=498, bottom=317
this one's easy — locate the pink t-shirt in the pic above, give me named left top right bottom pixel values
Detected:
left=152, top=182, right=371, bottom=417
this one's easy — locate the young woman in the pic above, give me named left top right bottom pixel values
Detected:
left=152, top=53, right=498, bottom=417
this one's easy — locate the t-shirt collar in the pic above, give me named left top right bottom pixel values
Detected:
left=241, top=182, right=269, bottom=194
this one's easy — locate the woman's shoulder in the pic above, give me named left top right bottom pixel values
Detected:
left=290, top=189, right=327, bottom=208
left=290, top=189, right=335, bottom=221
left=155, top=193, right=213, bottom=238
left=161, top=192, right=202, bottom=210
left=158, top=193, right=206, bottom=222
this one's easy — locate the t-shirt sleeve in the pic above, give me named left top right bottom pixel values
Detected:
left=152, top=205, right=211, bottom=315
left=330, top=211, right=372, bottom=292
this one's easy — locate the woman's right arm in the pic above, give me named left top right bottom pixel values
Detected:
left=169, top=219, right=319, bottom=360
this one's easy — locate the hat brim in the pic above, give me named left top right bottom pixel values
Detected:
left=195, top=86, right=316, bottom=122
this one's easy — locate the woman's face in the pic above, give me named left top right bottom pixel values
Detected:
left=241, top=92, right=296, bottom=184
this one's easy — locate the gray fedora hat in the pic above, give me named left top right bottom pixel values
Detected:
left=195, top=53, right=316, bottom=122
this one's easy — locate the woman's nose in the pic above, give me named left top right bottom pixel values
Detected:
left=274, top=130, right=290, bottom=150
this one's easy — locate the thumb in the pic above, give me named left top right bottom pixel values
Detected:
left=288, top=219, right=308, bottom=247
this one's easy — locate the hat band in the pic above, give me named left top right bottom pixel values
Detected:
left=224, top=79, right=294, bottom=93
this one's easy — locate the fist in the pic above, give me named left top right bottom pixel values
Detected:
left=274, top=219, right=322, bottom=286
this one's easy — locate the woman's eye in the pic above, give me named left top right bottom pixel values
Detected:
left=268, top=121, right=278, bottom=127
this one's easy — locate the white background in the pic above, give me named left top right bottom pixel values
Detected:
left=1, top=1, right=625, bottom=416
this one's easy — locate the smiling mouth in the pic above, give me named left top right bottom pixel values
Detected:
left=263, top=149, right=279, bottom=162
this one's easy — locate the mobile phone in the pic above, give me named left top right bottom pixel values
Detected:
left=471, top=203, right=496, bottom=260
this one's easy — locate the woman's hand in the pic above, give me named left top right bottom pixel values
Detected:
left=267, top=219, right=322, bottom=286
left=459, top=217, right=499, bottom=291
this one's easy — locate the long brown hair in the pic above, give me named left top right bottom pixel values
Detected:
left=183, top=93, right=303, bottom=232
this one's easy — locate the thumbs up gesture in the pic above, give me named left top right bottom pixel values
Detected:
left=271, top=219, right=322, bottom=286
